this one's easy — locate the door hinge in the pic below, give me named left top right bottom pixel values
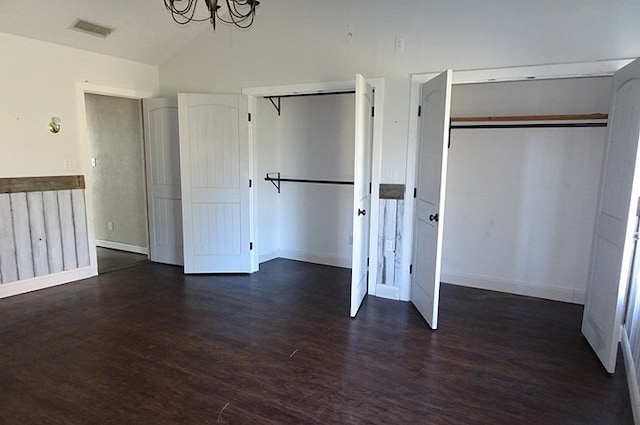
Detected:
left=248, top=113, right=252, bottom=122
left=249, top=179, right=252, bottom=188
left=418, top=105, right=422, bottom=117
left=367, top=257, right=370, bottom=267
left=371, top=106, right=375, bottom=117
left=409, top=264, right=413, bottom=275
left=369, top=182, right=372, bottom=194
left=249, top=242, right=253, bottom=250
left=413, top=187, right=417, bottom=198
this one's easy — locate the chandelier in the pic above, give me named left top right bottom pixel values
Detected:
left=164, top=0, right=260, bottom=30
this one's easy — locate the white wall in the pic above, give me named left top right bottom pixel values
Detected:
left=159, top=0, right=640, bottom=184
left=0, top=33, right=159, bottom=178
left=441, top=77, right=612, bottom=303
left=255, top=94, right=355, bottom=268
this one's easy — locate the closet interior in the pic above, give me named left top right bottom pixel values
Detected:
left=254, top=92, right=356, bottom=269
left=441, top=76, right=613, bottom=303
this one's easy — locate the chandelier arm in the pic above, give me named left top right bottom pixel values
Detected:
left=164, top=0, right=258, bottom=29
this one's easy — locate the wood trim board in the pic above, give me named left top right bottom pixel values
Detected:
left=0, top=176, right=85, bottom=194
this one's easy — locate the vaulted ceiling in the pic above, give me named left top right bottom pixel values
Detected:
left=0, top=1, right=213, bottom=65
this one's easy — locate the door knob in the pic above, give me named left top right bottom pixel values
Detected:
left=358, top=209, right=366, bottom=216
left=429, top=213, right=439, bottom=222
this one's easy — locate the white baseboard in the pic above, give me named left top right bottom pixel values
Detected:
left=279, top=249, right=351, bottom=269
left=96, top=240, right=149, bottom=255
left=441, top=272, right=585, bottom=304
left=258, top=250, right=279, bottom=265
left=376, top=284, right=400, bottom=300
left=0, top=267, right=95, bottom=299
left=622, top=328, right=640, bottom=425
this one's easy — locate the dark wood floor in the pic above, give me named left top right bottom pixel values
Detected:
left=97, top=247, right=149, bottom=274
left=0, top=259, right=633, bottom=424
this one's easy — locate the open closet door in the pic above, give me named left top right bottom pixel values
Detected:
left=582, top=58, right=640, bottom=373
left=143, top=98, right=183, bottom=266
left=411, top=70, right=452, bottom=330
left=350, top=75, right=374, bottom=317
left=178, top=94, right=253, bottom=274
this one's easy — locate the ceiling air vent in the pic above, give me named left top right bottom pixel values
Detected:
left=70, top=19, right=114, bottom=38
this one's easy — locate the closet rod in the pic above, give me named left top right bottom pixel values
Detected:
left=449, top=113, right=608, bottom=129
left=451, top=113, right=608, bottom=122
left=264, top=90, right=355, bottom=100
left=451, top=122, right=607, bottom=130
left=265, top=173, right=353, bottom=194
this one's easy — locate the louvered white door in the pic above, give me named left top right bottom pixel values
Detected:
left=143, top=98, right=183, bottom=266
left=178, top=94, right=253, bottom=273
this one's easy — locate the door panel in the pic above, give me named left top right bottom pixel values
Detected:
left=351, top=75, right=374, bottom=317
left=143, top=98, right=183, bottom=266
left=178, top=94, right=253, bottom=273
left=411, top=70, right=452, bottom=329
left=583, top=58, right=640, bottom=373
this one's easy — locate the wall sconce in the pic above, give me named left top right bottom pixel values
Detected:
left=48, top=117, right=61, bottom=133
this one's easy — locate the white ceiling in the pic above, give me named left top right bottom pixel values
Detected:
left=0, top=1, right=214, bottom=65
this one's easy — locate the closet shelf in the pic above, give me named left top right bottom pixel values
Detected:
left=450, top=113, right=608, bottom=129
left=264, top=172, right=353, bottom=194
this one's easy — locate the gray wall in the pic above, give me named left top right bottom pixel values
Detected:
left=85, top=93, right=148, bottom=251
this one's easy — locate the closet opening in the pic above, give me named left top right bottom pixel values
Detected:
left=254, top=91, right=357, bottom=269
left=441, top=76, right=612, bottom=304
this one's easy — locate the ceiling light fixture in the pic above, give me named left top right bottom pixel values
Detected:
left=164, top=0, right=260, bottom=30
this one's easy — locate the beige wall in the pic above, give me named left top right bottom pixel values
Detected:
left=0, top=32, right=159, bottom=178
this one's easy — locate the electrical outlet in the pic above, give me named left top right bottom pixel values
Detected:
left=64, top=160, right=75, bottom=170
left=108, top=221, right=114, bottom=231
left=385, top=240, right=395, bottom=251
left=91, top=157, right=97, bottom=167
left=395, top=37, right=405, bottom=52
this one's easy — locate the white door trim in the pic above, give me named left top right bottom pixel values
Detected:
left=242, top=79, right=385, bottom=293
left=76, top=83, right=154, bottom=276
left=400, top=58, right=634, bottom=301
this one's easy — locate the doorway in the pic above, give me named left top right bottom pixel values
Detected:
left=77, top=84, right=153, bottom=275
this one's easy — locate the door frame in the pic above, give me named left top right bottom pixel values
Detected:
left=400, top=58, right=634, bottom=301
left=76, top=83, right=153, bottom=276
left=242, top=79, right=385, bottom=289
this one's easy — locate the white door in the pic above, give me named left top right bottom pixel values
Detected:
left=582, top=58, right=640, bottom=373
left=350, top=75, right=374, bottom=317
left=411, top=70, right=452, bottom=329
left=143, top=98, right=184, bottom=266
left=178, top=94, right=253, bottom=273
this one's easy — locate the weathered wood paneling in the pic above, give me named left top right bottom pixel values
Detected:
left=10, top=193, right=34, bottom=281
left=58, top=190, right=77, bottom=271
left=43, top=191, right=64, bottom=274
left=0, top=194, right=18, bottom=283
left=27, top=192, right=50, bottom=277
left=0, top=186, right=90, bottom=284
left=0, top=176, right=85, bottom=194
left=379, top=183, right=405, bottom=200
left=72, top=189, right=90, bottom=268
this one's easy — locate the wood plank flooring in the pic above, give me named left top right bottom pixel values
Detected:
left=0, top=259, right=633, bottom=424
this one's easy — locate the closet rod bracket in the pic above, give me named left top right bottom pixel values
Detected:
left=265, top=172, right=281, bottom=193
left=266, top=97, right=281, bottom=116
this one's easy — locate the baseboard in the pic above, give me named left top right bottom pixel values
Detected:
left=622, top=328, right=640, bottom=425
left=441, top=272, right=585, bottom=304
left=96, top=240, right=149, bottom=255
left=376, top=284, right=400, bottom=300
left=0, top=267, right=95, bottom=299
left=279, top=249, right=351, bottom=269
left=259, top=250, right=279, bottom=265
